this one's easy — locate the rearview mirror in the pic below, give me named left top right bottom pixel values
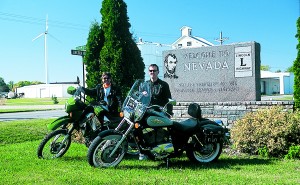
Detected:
left=168, top=99, right=176, bottom=106
left=76, top=76, right=80, bottom=85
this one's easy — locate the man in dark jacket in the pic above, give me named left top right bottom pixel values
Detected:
left=147, top=64, right=173, bottom=116
left=139, top=64, right=173, bottom=161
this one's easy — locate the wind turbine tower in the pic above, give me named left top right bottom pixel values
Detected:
left=33, top=15, right=49, bottom=84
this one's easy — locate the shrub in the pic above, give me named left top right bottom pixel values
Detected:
left=284, top=145, right=300, bottom=159
left=51, top=95, right=59, bottom=104
left=231, top=106, right=300, bottom=158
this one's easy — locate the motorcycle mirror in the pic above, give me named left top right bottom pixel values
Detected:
left=76, top=76, right=80, bottom=85
left=168, top=99, right=176, bottom=106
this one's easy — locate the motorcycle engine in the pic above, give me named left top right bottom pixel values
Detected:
left=142, top=128, right=169, bottom=146
left=142, top=128, right=174, bottom=158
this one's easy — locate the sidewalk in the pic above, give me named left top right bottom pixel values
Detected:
left=0, top=105, right=65, bottom=110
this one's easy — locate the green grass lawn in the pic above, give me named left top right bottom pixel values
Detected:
left=0, top=119, right=299, bottom=184
left=0, top=98, right=67, bottom=113
left=1, top=97, right=67, bottom=106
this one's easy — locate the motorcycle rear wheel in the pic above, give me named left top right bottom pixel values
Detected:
left=87, top=134, right=126, bottom=168
left=37, top=129, right=71, bottom=159
left=186, top=142, right=222, bottom=163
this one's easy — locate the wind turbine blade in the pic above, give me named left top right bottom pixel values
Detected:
left=32, top=33, right=44, bottom=42
left=48, top=33, right=61, bottom=43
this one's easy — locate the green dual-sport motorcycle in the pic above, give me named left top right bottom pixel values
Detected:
left=37, top=78, right=123, bottom=159
left=87, top=79, right=229, bottom=168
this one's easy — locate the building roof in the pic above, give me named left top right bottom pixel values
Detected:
left=172, top=26, right=214, bottom=48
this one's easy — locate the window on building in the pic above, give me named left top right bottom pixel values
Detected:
left=187, top=42, right=192, bottom=46
left=178, top=44, right=182, bottom=48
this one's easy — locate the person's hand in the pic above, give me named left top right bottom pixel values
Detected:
left=142, top=91, right=148, bottom=96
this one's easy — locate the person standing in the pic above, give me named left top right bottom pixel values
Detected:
left=139, top=64, right=173, bottom=160
left=147, top=64, right=173, bottom=115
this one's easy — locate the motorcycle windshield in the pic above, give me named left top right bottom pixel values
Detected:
left=122, top=79, right=151, bottom=122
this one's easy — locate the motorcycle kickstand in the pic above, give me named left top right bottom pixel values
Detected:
left=164, top=158, right=170, bottom=168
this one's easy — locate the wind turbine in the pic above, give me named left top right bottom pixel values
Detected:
left=32, top=15, right=49, bottom=84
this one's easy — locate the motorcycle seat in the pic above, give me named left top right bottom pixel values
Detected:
left=173, top=118, right=198, bottom=133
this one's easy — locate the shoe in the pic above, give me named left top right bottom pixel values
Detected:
left=139, top=154, right=148, bottom=160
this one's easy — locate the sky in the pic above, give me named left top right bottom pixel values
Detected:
left=0, top=0, right=299, bottom=84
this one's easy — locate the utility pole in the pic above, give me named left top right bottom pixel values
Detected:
left=71, top=46, right=86, bottom=87
left=215, top=31, right=229, bottom=45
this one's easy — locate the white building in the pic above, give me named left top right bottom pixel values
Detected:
left=261, top=71, right=294, bottom=95
left=172, top=26, right=214, bottom=49
left=137, top=38, right=172, bottom=80
left=17, top=83, right=79, bottom=98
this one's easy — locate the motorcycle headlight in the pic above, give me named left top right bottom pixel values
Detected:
left=123, top=110, right=131, bottom=119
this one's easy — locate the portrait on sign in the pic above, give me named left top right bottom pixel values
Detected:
left=164, top=53, right=178, bottom=79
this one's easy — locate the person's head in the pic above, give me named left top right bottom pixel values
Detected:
left=148, top=64, right=159, bottom=82
left=101, top=72, right=112, bottom=85
left=164, top=54, right=177, bottom=74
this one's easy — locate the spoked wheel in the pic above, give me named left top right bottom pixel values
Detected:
left=186, top=142, right=223, bottom=163
left=87, top=134, right=127, bottom=168
left=37, top=129, right=71, bottom=159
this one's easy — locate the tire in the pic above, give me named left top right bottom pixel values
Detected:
left=186, top=142, right=223, bottom=163
left=87, top=134, right=127, bottom=168
left=37, top=129, right=71, bottom=159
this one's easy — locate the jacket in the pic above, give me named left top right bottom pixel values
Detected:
left=146, top=78, right=173, bottom=115
left=83, top=84, right=122, bottom=116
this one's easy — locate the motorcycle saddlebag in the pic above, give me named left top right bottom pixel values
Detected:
left=201, top=124, right=224, bottom=143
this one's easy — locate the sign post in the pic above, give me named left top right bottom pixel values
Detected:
left=71, top=46, right=86, bottom=87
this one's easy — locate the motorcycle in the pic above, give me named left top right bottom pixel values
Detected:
left=87, top=79, right=229, bottom=168
left=37, top=77, right=122, bottom=159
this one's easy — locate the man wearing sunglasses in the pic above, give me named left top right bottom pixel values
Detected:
left=139, top=64, right=173, bottom=160
left=147, top=64, right=173, bottom=116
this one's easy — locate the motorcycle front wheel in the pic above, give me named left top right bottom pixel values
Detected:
left=87, top=134, right=126, bottom=168
left=186, top=142, right=222, bottom=163
left=37, top=129, right=71, bottom=159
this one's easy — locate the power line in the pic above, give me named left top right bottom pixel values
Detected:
left=0, top=11, right=88, bottom=31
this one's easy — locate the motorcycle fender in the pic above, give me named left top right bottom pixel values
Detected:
left=147, top=116, right=173, bottom=127
left=98, top=129, right=123, bottom=138
left=47, top=116, right=71, bottom=131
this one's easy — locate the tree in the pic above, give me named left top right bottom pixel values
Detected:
left=7, top=81, right=14, bottom=91
left=293, top=17, right=300, bottom=109
left=84, top=21, right=105, bottom=88
left=99, top=0, right=145, bottom=95
left=0, top=77, right=9, bottom=92
left=260, top=65, right=270, bottom=71
left=286, top=66, right=294, bottom=72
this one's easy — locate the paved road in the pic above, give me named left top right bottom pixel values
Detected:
left=0, top=105, right=64, bottom=110
left=0, top=105, right=66, bottom=121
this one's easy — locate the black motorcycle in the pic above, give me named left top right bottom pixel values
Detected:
left=87, top=79, right=229, bottom=167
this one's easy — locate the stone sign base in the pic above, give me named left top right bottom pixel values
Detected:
left=172, top=101, right=294, bottom=128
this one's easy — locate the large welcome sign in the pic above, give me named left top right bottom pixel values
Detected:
left=163, top=42, right=261, bottom=102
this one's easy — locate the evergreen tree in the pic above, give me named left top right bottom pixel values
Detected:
left=99, top=0, right=145, bottom=95
left=84, top=21, right=105, bottom=88
left=293, top=17, right=300, bottom=109
left=0, top=77, right=9, bottom=92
